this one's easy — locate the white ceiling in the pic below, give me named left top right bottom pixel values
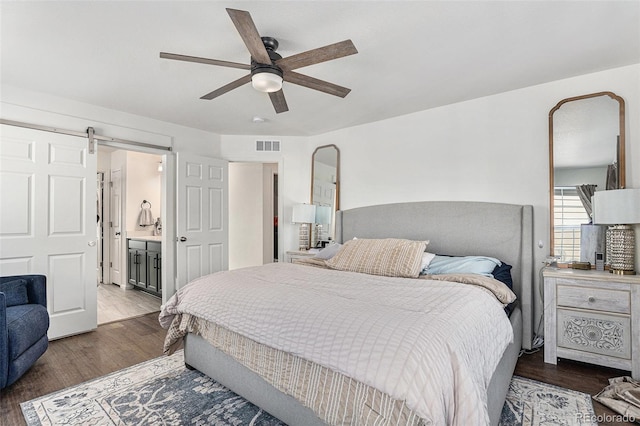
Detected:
left=1, top=1, right=639, bottom=137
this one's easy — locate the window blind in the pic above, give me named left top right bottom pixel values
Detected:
left=554, top=187, right=590, bottom=262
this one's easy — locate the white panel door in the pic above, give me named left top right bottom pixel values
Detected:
left=176, top=153, right=228, bottom=289
left=0, top=124, right=97, bottom=338
left=109, top=168, right=123, bottom=286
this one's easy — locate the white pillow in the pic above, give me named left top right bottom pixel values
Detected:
left=420, top=252, right=436, bottom=271
left=314, top=243, right=342, bottom=260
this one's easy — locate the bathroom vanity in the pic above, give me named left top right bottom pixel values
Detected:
left=127, top=237, right=162, bottom=296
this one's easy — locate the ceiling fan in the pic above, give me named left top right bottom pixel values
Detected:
left=160, top=8, right=358, bottom=114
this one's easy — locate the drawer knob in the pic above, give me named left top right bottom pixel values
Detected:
left=588, top=296, right=596, bottom=303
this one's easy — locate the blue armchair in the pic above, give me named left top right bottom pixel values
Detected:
left=1, top=274, right=50, bottom=389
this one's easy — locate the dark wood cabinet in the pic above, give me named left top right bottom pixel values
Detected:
left=127, top=239, right=161, bottom=296
left=146, top=242, right=161, bottom=293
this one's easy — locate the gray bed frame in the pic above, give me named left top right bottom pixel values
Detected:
left=185, top=201, right=534, bottom=426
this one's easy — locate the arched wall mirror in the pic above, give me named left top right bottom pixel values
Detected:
left=549, top=91, right=626, bottom=264
left=311, top=144, right=340, bottom=246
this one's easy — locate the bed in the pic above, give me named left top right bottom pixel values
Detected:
left=160, top=201, right=534, bottom=425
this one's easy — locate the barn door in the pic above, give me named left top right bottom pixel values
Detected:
left=0, top=124, right=97, bottom=338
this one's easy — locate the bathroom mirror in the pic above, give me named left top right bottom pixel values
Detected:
left=549, top=91, right=625, bottom=262
left=311, top=144, right=340, bottom=245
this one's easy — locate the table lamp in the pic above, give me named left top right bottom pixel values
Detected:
left=292, top=203, right=316, bottom=250
left=592, top=188, right=640, bottom=275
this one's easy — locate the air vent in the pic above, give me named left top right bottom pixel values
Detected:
left=256, top=140, right=281, bottom=152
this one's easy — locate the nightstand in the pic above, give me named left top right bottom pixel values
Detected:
left=543, top=267, right=640, bottom=379
left=286, top=250, right=317, bottom=263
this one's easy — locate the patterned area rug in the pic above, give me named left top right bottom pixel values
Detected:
left=501, top=376, right=597, bottom=425
left=22, top=351, right=597, bottom=425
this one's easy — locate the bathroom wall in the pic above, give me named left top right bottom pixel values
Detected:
left=124, top=151, right=163, bottom=238
left=228, top=162, right=279, bottom=270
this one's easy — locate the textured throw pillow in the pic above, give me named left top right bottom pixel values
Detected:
left=314, top=243, right=342, bottom=260
left=326, top=238, right=428, bottom=278
left=0, top=279, right=29, bottom=307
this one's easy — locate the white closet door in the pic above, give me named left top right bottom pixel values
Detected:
left=176, top=153, right=228, bottom=289
left=0, top=124, right=97, bottom=339
left=109, top=168, right=123, bottom=286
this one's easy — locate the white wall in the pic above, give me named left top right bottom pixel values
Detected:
left=229, top=162, right=265, bottom=270
left=124, top=151, right=162, bottom=237
left=0, top=85, right=221, bottom=155
left=97, top=147, right=112, bottom=174
left=228, top=162, right=278, bottom=269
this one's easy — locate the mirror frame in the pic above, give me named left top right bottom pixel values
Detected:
left=311, top=144, right=340, bottom=211
left=310, top=144, right=340, bottom=243
left=548, top=91, right=626, bottom=258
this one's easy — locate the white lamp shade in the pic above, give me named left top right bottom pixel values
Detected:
left=251, top=72, right=283, bottom=93
left=292, top=203, right=316, bottom=224
left=593, top=188, right=640, bottom=225
left=315, top=205, right=331, bottom=225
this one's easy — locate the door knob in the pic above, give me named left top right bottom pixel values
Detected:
left=115, top=232, right=121, bottom=236
left=179, top=236, right=187, bottom=242
left=88, top=241, right=96, bottom=247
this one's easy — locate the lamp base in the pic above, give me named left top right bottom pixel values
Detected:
left=298, top=223, right=310, bottom=251
left=606, top=224, right=635, bottom=275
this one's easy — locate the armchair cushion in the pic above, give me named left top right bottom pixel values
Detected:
left=6, top=304, right=50, bottom=361
left=0, top=279, right=29, bottom=307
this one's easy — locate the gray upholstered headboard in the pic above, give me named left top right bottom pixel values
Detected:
left=335, top=201, right=534, bottom=350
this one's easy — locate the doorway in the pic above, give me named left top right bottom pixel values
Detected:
left=228, top=162, right=279, bottom=269
left=96, top=146, right=163, bottom=324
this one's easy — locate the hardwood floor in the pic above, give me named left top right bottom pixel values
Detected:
left=97, top=283, right=161, bottom=325
left=1, top=318, right=634, bottom=425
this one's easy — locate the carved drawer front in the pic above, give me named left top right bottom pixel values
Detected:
left=557, top=284, right=630, bottom=314
left=557, top=309, right=631, bottom=359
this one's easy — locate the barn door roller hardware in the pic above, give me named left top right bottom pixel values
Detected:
left=87, top=127, right=96, bottom=154
left=0, top=118, right=173, bottom=152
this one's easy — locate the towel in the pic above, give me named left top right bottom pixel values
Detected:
left=138, top=206, right=154, bottom=227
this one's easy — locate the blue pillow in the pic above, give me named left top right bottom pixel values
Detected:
left=491, top=262, right=516, bottom=316
left=491, top=262, right=513, bottom=289
left=424, top=255, right=501, bottom=276
left=0, top=279, right=29, bottom=307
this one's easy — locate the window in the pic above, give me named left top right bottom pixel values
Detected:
left=554, top=187, right=590, bottom=262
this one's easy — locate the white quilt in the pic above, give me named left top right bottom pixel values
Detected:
left=159, top=262, right=513, bottom=425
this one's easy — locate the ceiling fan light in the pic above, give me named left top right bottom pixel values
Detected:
left=252, top=72, right=283, bottom=93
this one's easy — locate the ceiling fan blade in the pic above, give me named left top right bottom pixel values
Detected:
left=226, top=8, right=272, bottom=64
left=284, top=71, right=351, bottom=98
left=269, top=90, right=289, bottom=114
left=277, top=40, right=358, bottom=71
left=160, top=52, right=250, bottom=70
left=200, top=74, right=252, bottom=100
